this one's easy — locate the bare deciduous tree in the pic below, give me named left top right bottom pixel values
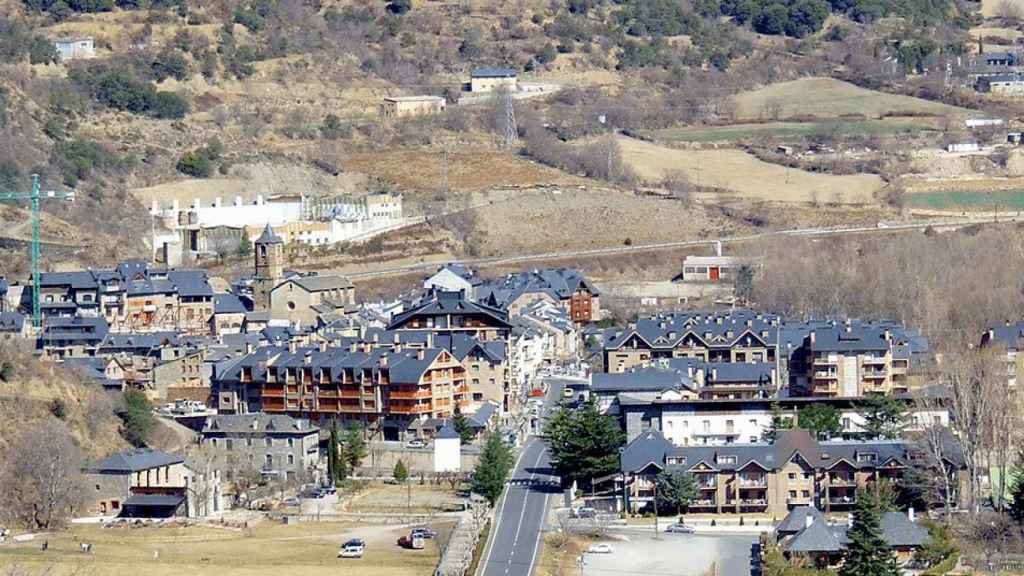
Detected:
left=0, top=421, right=86, bottom=529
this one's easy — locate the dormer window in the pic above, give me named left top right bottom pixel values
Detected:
left=717, top=455, right=737, bottom=465
left=666, top=456, right=687, bottom=465
left=857, top=452, right=877, bottom=463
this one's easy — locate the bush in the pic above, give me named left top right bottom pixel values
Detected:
left=52, top=138, right=121, bottom=185
left=176, top=149, right=211, bottom=177
left=117, top=389, right=154, bottom=447
left=150, top=48, right=191, bottom=82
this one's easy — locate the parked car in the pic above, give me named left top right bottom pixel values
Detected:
left=398, top=535, right=425, bottom=549
left=406, top=438, right=428, bottom=449
left=666, top=523, right=695, bottom=534
left=343, top=538, right=366, bottom=548
left=587, top=543, right=614, bottom=554
left=321, top=485, right=337, bottom=495
left=338, top=541, right=364, bottom=558
left=411, top=527, right=438, bottom=539
left=573, top=507, right=597, bottom=518
left=283, top=496, right=301, bottom=507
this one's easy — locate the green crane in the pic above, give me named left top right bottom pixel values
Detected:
left=0, top=174, right=76, bottom=330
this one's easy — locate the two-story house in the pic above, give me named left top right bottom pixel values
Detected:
left=200, top=414, right=320, bottom=482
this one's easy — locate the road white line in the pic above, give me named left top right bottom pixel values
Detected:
left=512, top=448, right=547, bottom=547
left=525, top=454, right=552, bottom=576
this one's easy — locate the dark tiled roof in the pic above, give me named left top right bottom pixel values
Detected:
left=468, top=401, right=500, bottom=428
left=0, top=311, right=25, bottom=332
left=880, top=511, right=931, bottom=547
left=286, top=275, right=353, bottom=292
left=784, top=519, right=845, bottom=553
left=88, top=448, right=183, bottom=473
left=592, top=366, right=696, bottom=394
left=203, top=413, right=317, bottom=435
left=435, top=423, right=461, bottom=439
left=388, top=290, right=511, bottom=330
left=214, top=293, right=248, bottom=314
left=477, top=268, right=599, bottom=308
left=124, top=494, right=185, bottom=508
left=256, top=223, right=283, bottom=244
left=777, top=506, right=828, bottom=535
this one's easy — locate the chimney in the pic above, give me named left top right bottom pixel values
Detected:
left=214, top=197, right=222, bottom=208
left=319, top=340, right=328, bottom=353
left=172, top=199, right=179, bottom=212
left=711, top=367, right=718, bottom=382
left=847, top=513, right=854, bottom=528
left=257, top=195, right=264, bottom=206
left=245, top=342, right=253, bottom=355
left=805, top=515, right=813, bottom=529
left=303, top=351, right=312, bottom=365
left=288, top=341, right=297, bottom=353
left=380, top=353, right=388, bottom=367
left=234, top=195, right=243, bottom=207
left=349, top=343, right=357, bottom=353
left=810, top=331, right=816, bottom=344
left=394, top=333, right=400, bottom=344
left=193, top=198, right=201, bottom=209
left=908, top=507, right=915, bottom=523
left=150, top=200, right=159, bottom=214
left=884, top=330, right=891, bottom=341
left=416, top=349, right=425, bottom=360
left=251, top=419, right=259, bottom=431
left=373, top=333, right=379, bottom=343
left=715, top=240, right=722, bottom=257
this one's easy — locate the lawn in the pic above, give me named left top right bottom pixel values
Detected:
left=906, top=189, right=1024, bottom=210
left=0, top=521, right=440, bottom=576
left=732, top=77, right=969, bottom=120
left=651, top=118, right=939, bottom=143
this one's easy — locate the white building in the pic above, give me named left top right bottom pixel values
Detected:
left=54, top=37, right=95, bottom=61
left=423, top=264, right=482, bottom=298
left=433, top=425, right=461, bottom=473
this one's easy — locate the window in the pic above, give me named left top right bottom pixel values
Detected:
left=717, top=455, right=736, bottom=465
left=789, top=490, right=797, bottom=498
left=702, top=420, right=710, bottom=433
left=287, top=454, right=295, bottom=465
left=857, top=452, right=877, bottom=463
left=226, top=439, right=233, bottom=451
left=266, top=438, right=273, bottom=447
left=265, top=454, right=273, bottom=468
left=842, top=417, right=851, bottom=430
left=247, top=438, right=253, bottom=447
left=288, top=438, right=295, bottom=448
left=788, top=473, right=796, bottom=480
left=802, top=490, right=810, bottom=498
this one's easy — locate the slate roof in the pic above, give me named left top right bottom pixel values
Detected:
left=388, top=290, right=511, bottom=330
left=256, top=223, right=283, bottom=244
left=471, top=67, right=517, bottom=78
left=202, top=413, right=317, bottom=435
left=783, top=519, right=845, bottom=554
left=434, top=332, right=507, bottom=363
left=605, top=310, right=781, bottom=352
left=777, top=506, right=829, bottom=536
left=389, top=348, right=445, bottom=384
left=432, top=263, right=483, bottom=286
left=214, top=293, right=248, bottom=314
left=286, top=275, right=354, bottom=292
left=476, top=268, right=599, bottom=309
left=592, top=365, right=697, bottom=395
left=0, top=277, right=8, bottom=294
left=0, top=311, right=25, bottom=333
left=704, top=362, right=774, bottom=385
left=984, top=320, right=1024, bottom=351
left=435, top=423, right=461, bottom=440
left=620, top=428, right=950, bottom=475
left=41, top=316, right=109, bottom=343
left=88, top=448, right=183, bottom=473
left=39, top=271, right=98, bottom=290
left=467, top=401, right=500, bottom=428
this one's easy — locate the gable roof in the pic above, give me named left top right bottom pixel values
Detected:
left=88, top=448, right=183, bottom=473
left=880, top=511, right=931, bottom=547
left=472, top=67, right=517, bottom=78
left=783, top=518, right=845, bottom=554
left=620, top=429, right=677, bottom=474
left=214, top=293, right=248, bottom=314
left=388, top=290, right=511, bottom=330
left=202, top=413, right=317, bottom=435
left=777, top=506, right=829, bottom=535
left=286, top=275, right=354, bottom=292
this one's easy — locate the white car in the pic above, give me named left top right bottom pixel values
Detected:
left=587, top=543, right=614, bottom=554
left=338, top=545, right=364, bottom=558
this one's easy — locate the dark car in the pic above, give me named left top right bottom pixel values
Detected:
left=411, top=527, right=438, bottom=539
left=344, top=538, right=367, bottom=548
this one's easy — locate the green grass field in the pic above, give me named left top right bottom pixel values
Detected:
left=906, top=190, right=1024, bottom=210
left=651, top=118, right=938, bottom=143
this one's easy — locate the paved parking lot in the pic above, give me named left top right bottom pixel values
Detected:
left=582, top=533, right=758, bottom=576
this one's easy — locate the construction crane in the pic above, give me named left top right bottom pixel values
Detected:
left=0, top=174, right=76, bottom=331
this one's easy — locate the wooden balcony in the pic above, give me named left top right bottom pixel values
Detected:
left=390, top=389, right=433, bottom=400
left=389, top=402, right=434, bottom=415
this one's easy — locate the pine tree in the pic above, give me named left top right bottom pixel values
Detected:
left=342, top=426, right=367, bottom=472
left=655, top=469, right=699, bottom=515
left=542, top=400, right=625, bottom=489
left=452, top=404, right=474, bottom=445
left=839, top=497, right=900, bottom=576
left=393, top=459, right=409, bottom=483
left=762, top=402, right=793, bottom=441
left=473, top=432, right=514, bottom=504
left=1010, top=470, right=1024, bottom=524
left=327, top=423, right=340, bottom=485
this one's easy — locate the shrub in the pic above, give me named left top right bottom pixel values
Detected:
left=176, top=149, right=211, bottom=177
left=150, top=48, right=191, bottom=82
left=52, top=138, right=120, bottom=185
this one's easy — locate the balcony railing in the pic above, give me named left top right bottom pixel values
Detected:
left=740, top=498, right=768, bottom=506
left=828, top=496, right=857, bottom=505
left=829, top=477, right=856, bottom=487
left=738, top=479, right=767, bottom=488
left=787, top=496, right=812, bottom=504
left=691, top=499, right=716, bottom=507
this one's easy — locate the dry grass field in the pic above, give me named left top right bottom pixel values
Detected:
left=980, top=0, right=1024, bottom=18
left=732, top=77, right=969, bottom=119
left=0, top=521, right=441, bottom=576
left=615, top=136, right=883, bottom=204
left=344, top=483, right=465, bottom=514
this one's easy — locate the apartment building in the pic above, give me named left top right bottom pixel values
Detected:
left=200, top=414, right=320, bottom=482
left=617, top=395, right=949, bottom=446
left=476, top=267, right=600, bottom=324
left=980, top=319, right=1024, bottom=388
left=619, top=428, right=968, bottom=516
left=388, top=289, right=512, bottom=342
left=793, top=323, right=914, bottom=397
left=33, top=260, right=215, bottom=335
left=603, top=310, right=781, bottom=374
left=213, top=341, right=470, bottom=440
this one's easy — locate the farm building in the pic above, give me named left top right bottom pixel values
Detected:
left=54, top=36, right=95, bottom=60
left=469, top=68, right=518, bottom=93
left=380, top=95, right=446, bottom=118
left=679, top=255, right=753, bottom=283
left=976, top=73, right=1024, bottom=94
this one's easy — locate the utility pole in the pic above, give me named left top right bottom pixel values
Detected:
left=652, top=478, right=660, bottom=540
left=504, top=90, right=518, bottom=148
left=0, top=174, right=75, bottom=331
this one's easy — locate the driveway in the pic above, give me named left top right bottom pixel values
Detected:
left=582, top=533, right=758, bottom=576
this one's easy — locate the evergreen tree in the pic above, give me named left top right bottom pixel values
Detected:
left=797, top=404, right=842, bottom=440
left=858, top=396, right=907, bottom=439
left=542, top=400, right=625, bottom=489
left=118, top=389, right=155, bottom=447
left=839, top=497, right=901, bottom=576
left=452, top=404, right=475, bottom=445
left=762, top=402, right=793, bottom=441
left=654, top=469, right=699, bottom=515
left=327, top=423, right=341, bottom=485
left=1010, top=469, right=1024, bottom=524
left=342, top=425, right=367, bottom=473
left=393, top=459, right=409, bottom=483
left=473, top=432, right=515, bottom=504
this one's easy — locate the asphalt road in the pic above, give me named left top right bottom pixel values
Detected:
left=478, top=381, right=563, bottom=576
